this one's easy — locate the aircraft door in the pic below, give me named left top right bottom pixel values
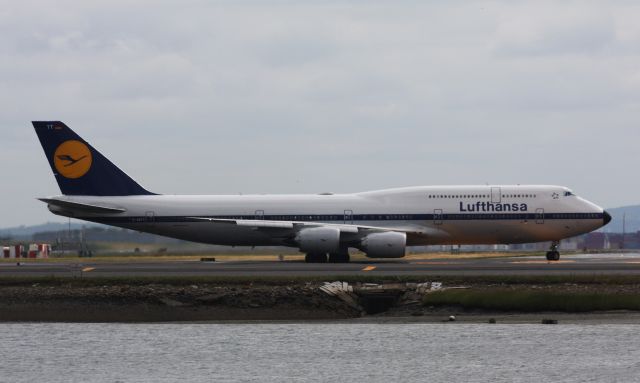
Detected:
left=491, top=187, right=501, bottom=203
left=434, top=209, right=443, bottom=225
left=145, top=211, right=155, bottom=223
left=536, top=208, right=544, bottom=224
left=255, top=210, right=264, bottom=220
left=344, top=210, right=353, bottom=224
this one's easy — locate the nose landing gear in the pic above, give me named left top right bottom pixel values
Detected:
left=546, top=241, right=560, bottom=261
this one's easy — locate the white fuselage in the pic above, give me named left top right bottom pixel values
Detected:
left=45, top=185, right=607, bottom=249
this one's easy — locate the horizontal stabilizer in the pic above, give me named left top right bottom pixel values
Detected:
left=38, top=198, right=127, bottom=214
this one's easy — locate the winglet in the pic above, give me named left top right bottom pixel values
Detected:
left=32, top=121, right=155, bottom=196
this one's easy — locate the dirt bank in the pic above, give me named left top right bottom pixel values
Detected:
left=0, top=283, right=360, bottom=322
left=2, top=278, right=640, bottom=322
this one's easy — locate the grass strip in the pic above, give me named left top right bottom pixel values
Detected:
left=423, top=289, right=640, bottom=312
left=2, top=274, right=640, bottom=287
left=0, top=275, right=451, bottom=287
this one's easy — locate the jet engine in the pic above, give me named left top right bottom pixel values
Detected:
left=360, top=232, right=406, bottom=258
left=295, top=227, right=341, bottom=254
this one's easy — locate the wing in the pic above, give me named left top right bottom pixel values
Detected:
left=186, top=216, right=433, bottom=242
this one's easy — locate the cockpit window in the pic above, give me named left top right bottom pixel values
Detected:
left=564, top=191, right=574, bottom=197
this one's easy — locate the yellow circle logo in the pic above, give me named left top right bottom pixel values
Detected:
left=53, top=140, right=93, bottom=179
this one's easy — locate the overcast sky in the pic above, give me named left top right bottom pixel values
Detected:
left=2, top=0, right=640, bottom=227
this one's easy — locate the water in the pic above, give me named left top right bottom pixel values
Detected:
left=1, top=323, right=640, bottom=383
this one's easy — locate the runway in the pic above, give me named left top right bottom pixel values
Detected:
left=2, top=253, right=640, bottom=277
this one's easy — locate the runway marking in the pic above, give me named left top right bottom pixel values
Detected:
left=510, top=260, right=575, bottom=264
left=362, top=266, right=376, bottom=272
left=82, top=267, right=95, bottom=272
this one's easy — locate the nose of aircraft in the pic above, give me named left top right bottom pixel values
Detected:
left=603, top=210, right=612, bottom=226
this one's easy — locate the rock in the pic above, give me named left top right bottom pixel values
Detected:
left=195, top=293, right=226, bottom=303
left=159, top=298, right=185, bottom=307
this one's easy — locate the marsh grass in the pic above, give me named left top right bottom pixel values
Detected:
left=423, top=289, right=640, bottom=312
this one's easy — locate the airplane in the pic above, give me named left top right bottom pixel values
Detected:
left=33, top=121, right=611, bottom=263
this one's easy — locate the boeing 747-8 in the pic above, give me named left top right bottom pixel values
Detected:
left=33, top=121, right=611, bottom=263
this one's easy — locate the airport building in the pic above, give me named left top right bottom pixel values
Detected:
left=2, top=244, right=50, bottom=258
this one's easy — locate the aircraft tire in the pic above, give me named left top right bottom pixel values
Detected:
left=329, top=253, right=350, bottom=263
left=305, top=253, right=327, bottom=263
left=546, top=251, right=560, bottom=261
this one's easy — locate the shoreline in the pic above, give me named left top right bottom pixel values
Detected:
left=1, top=277, right=640, bottom=323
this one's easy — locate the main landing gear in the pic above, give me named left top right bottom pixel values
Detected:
left=304, top=250, right=350, bottom=263
left=328, top=250, right=350, bottom=263
left=546, top=241, right=560, bottom=261
left=305, top=253, right=327, bottom=263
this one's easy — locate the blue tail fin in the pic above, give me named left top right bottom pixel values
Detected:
left=33, top=121, right=155, bottom=196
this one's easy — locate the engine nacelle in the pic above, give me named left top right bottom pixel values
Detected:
left=295, top=227, right=341, bottom=254
left=360, top=232, right=406, bottom=258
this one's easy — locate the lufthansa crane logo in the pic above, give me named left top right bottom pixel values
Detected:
left=53, top=140, right=93, bottom=179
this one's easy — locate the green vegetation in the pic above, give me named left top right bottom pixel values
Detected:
left=423, top=289, right=640, bottom=312
left=3, top=274, right=640, bottom=314
left=429, top=274, right=640, bottom=286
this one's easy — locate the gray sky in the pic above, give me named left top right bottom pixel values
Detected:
left=2, top=0, right=639, bottom=227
